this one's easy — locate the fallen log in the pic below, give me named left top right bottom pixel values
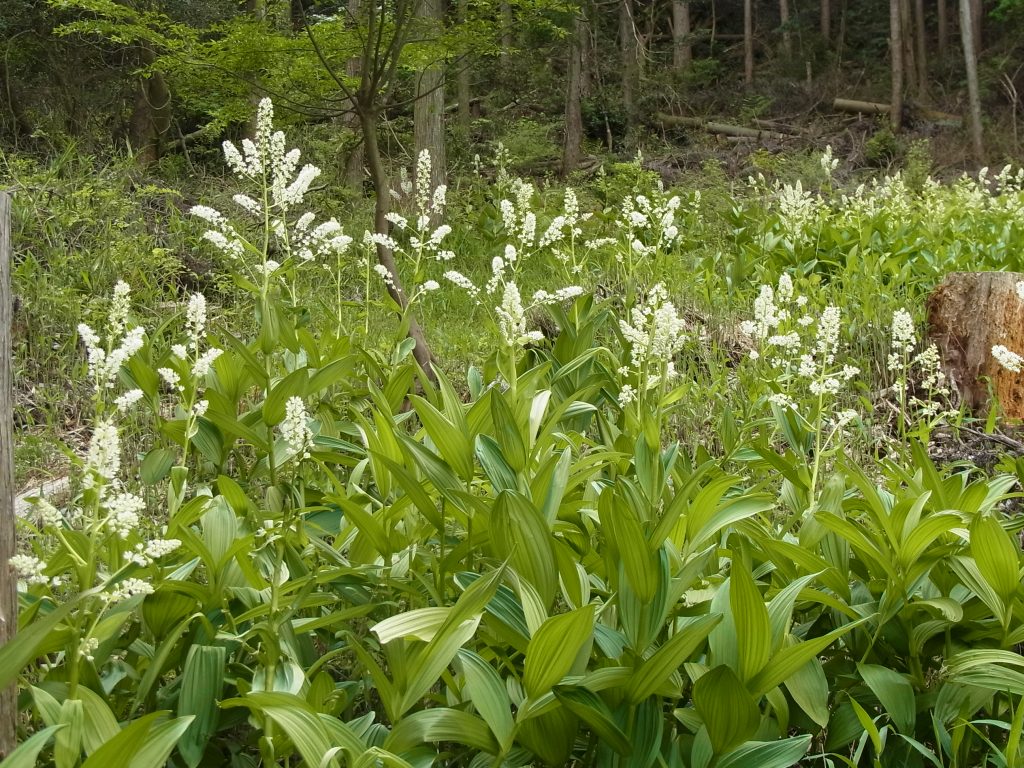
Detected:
left=833, top=98, right=962, bottom=126
left=656, top=113, right=792, bottom=141
left=927, top=272, right=1024, bottom=418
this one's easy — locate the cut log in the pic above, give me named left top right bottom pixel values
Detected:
left=656, top=113, right=792, bottom=140
left=833, top=97, right=962, bottom=126
left=926, top=272, right=1024, bottom=418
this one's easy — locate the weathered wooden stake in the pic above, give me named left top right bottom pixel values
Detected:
left=0, top=191, right=16, bottom=757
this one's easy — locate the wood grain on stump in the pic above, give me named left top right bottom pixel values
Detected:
left=927, top=272, right=1024, bottom=418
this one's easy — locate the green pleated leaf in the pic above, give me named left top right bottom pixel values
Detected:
left=223, top=692, right=332, bottom=766
left=490, top=387, right=528, bottom=472
left=627, top=614, right=722, bottom=703
left=492, top=490, right=558, bottom=607
left=458, top=650, right=515, bottom=749
left=386, top=708, right=499, bottom=754
left=0, top=599, right=76, bottom=690
left=262, top=367, right=309, bottom=426
left=971, top=514, right=1021, bottom=604
left=731, top=567, right=771, bottom=683
left=553, top=686, right=632, bottom=756
left=177, top=645, right=226, bottom=767
left=523, top=605, right=595, bottom=698
left=129, top=716, right=196, bottom=768
left=80, top=713, right=188, bottom=768
left=857, top=663, right=916, bottom=735
left=140, top=447, right=176, bottom=485
left=716, top=735, right=812, bottom=768
left=599, top=485, right=658, bottom=603
left=411, top=395, right=475, bottom=482
left=54, top=698, right=84, bottom=768
left=782, top=637, right=830, bottom=728
left=0, top=725, right=64, bottom=768
left=692, top=665, right=761, bottom=754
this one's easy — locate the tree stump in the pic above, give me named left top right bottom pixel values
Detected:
left=927, top=272, right=1024, bottom=418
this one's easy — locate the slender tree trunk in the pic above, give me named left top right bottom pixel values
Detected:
left=905, top=0, right=921, bottom=94
left=914, top=0, right=928, bottom=97
left=937, top=0, right=948, bottom=63
left=414, top=0, right=446, bottom=191
left=127, top=47, right=170, bottom=167
left=500, top=0, right=513, bottom=61
left=821, top=0, right=831, bottom=42
left=744, top=0, right=754, bottom=84
left=960, top=0, right=984, bottom=160
left=562, top=10, right=585, bottom=176
left=779, top=0, right=792, bottom=59
left=970, top=0, right=982, bottom=55
left=455, top=0, right=471, bottom=135
left=0, top=193, right=15, bottom=761
left=580, top=6, right=593, bottom=95
left=359, top=106, right=436, bottom=379
left=343, top=0, right=365, bottom=189
left=673, top=0, right=693, bottom=70
left=620, top=0, right=638, bottom=126
left=891, top=0, right=904, bottom=131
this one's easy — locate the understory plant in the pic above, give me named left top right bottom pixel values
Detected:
left=4, top=102, right=1024, bottom=768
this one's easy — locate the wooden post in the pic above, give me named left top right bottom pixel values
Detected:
left=0, top=191, right=16, bottom=757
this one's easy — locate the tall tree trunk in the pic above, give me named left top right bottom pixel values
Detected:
left=343, top=0, right=365, bottom=189
left=620, top=0, right=638, bottom=127
left=937, top=0, right=948, bottom=63
left=562, top=10, right=585, bottom=176
left=821, top=0, right=831, bottom=42
left=744, top=0, right=754, bottom=84
left=673, top=0, right=693, bottom=70
left=960, top=0, right=984, bottom=160
left=580, top=5, right=593, bottom=95
left=414, top=0, right=446, bottom=192
left=890, top=0, right=904, bottom=131
left=914, top=0, right=928, bottom=98
left=455, top=0, right=471, bottom=135
left=500, top=0, right=513, bottom=61
left=900, top=0, right=918, bottom=95
left=970, top=0, right=982, bottom=55
left=127, top=47, right=171, bottom=167
left=0, top=193, right=15, bottom=761
left=359, top=106, right=436, bottom=379
left=779, top=0, right=792, bottom=59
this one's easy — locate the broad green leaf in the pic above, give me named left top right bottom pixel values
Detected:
left=858, top=663, right=916, bottom=734
left=692, top=665, right=760, bottom=754
left=262, top=367, right=309, bottom=426
left=490, top=388, right=528, bottom=472
left=223, top=692, right=333, bottom=766
left=140, top=447, right=176, bottom=485
left=627, top=614, right=722, bottom=703
left=553, top=686, right=632, bottom=756
left=716, top=735, right=812, bottom=768
left=54, top=698, right=84, bottom=768
left=0, top=598, right=77, bottom=689
left=129, top=716, right=196, bottom=768
left=599, top=485, right=658, bottom=603
left=411, top=394, right=474, bottom=482
left=80, top=713, right=179, bottom=768
left=177, top=645, right=226, bottom=767
left=372, top=607, right=452, bottom=644
left=749, top=616, right=870, bottom=696
left=458, top=650, right=515, bottom=749
left=782, top=638, right=830, bottom=728
left=0, top=725, right=64, bottom=768
left=523, top=606, right=595, bottom=698
left=386, top=709, right=498, bottom=754
left=731, top=567, right=771, bottom=683
left=491, top=490, right=558, bottom=607
left=971, top=514, right=1021, bottom=603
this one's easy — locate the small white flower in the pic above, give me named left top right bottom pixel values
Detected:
left=423, top=280, right=440, bottom=292
left=114, top=389, right=144, bottom=412
left=993, top=344, right=1024, bottom=373
left=281, top=397, right=314, bottom=458
left=10, top=554, right=49, bottom=586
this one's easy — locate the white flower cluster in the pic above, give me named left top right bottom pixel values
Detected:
left=617, top=192, right=682, bottom=262
left=617, top=284, right=688, bottom=406
left=742, top=275, right=858, bottom=408
left=9, top=554, right=50, bottom=586
left=281, top=397, right=315, bottom=459
left=492, top=282, right=583, bottom=349
left=78, top=281, right=146, bottom=393
left=196, top=98, right=349, bottom=274
left=105, top=492, right=146, bottom=537
left=125, top=538, right=181, bottom=566
left=108, top=578, right=154, bottom=603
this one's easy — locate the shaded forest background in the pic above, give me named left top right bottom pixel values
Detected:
left=2, top=0, right=1023, bottom=185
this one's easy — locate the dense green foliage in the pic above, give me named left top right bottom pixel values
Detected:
left=5, top=99, right=1024, bottom=767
